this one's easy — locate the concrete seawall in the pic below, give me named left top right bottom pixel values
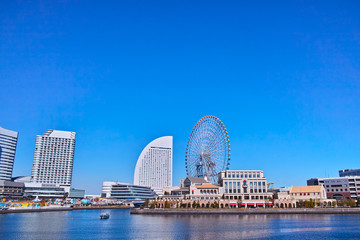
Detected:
left=0, top=205, right=130, bottom=214
left=131, top=208, right=360, bottom=215
left=72, top=205, right=130, bottom=210
left=0, top=207, right=72, bottom=214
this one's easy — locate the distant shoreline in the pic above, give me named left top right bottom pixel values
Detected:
left=130, top=208, right=360, bottom=215
left=0, top=205, right=130, bottom=214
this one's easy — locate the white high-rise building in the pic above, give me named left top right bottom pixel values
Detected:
left=0, top=127, right=19, bottom=181
left=31, top=130, right=76, bottom=190
left=134, top=136, right=173, bottom=195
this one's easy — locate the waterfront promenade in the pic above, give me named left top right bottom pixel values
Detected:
left=131, top=208, right=360, bottom=215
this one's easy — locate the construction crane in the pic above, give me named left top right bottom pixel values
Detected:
left=267, top=182, right=274, bottom=190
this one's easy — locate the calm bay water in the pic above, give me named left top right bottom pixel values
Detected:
left=1, top=209, right=360, bottom=240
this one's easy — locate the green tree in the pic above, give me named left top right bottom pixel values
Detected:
left=347, top=199, right=356, bottom=208
left=150, top=200, right=157, bottom=209
left=144, top=198, right=149, bottom=208
left=309, top=199, right=314, bottom=208
left=337, top=199, right=344, bottom=207
left=192, top=201, right=196, bottom=208
left=237, top=199, right=242, bottom=208
left=164, top=201, right=171, bottom=208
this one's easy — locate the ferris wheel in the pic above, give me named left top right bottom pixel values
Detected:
left=185, top=115, right=231, bottom=184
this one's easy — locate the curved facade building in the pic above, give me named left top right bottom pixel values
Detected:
left=134, top=136, right=173, bottom=195
left=101, top=181, right=156, bottom=201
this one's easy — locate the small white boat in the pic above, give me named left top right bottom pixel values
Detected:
left=100, top=212, right=110, bottom=219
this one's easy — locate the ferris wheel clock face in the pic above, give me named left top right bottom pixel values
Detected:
left=185, top=115, right=231, bottom=184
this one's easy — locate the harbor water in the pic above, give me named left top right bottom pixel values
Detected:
left=1, top=209, right=360, bottom=239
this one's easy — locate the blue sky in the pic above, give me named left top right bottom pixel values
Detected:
left=1, top=1, right=359, bottom=194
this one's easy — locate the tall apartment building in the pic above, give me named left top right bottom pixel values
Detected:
left=133, top=136, right=173, bottom=195
left=31, top=130, right=76, bottom=190
left=0, top=127, right=19, bottom=181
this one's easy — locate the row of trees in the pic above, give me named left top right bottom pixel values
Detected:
left=144, top=199, right=223, bottom=209
left=295, top=198, right=357, bottom=208
left=145, top=197, right=360, bottom=209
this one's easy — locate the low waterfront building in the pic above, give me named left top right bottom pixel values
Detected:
left=0, top=180, right=24, bottom=198
left=163, top=186, right=182, bottom=195
left=101, top=181, right=157, bottom=201
left=185, top=177, right=222, bottom=202
left=84, top=194, right=100, bottom=199
left=68, top=188, right=85, bottom=199
left=23, top=182, right=66, bottom=198
left=290, top=185, right=327, bottom=201
left=307, top=177, right=359, bottom=201
left=155, top=177, right=221, bottom=208
left=274, top=185, right=330, bottom=208
left=153, top=170, right=274, bottom=209
left=218, top=170, right=273, bottom=208
left=13, top=176, right=67, bottom=199
left=273, top=187, right=297, bottom=208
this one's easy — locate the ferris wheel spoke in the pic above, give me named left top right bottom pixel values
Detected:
left=185, top=116, right=230, bottom=183
left=208, top=131, right=226, bottom=151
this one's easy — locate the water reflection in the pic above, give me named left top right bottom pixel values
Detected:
left=1, top=210, right=360, bottom=240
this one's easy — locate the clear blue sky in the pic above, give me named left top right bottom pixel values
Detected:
left=1, top=1, right=359, bottom=194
